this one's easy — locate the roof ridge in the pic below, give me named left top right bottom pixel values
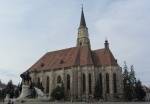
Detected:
left=73, top=47, right=81, bottom=66
left=86, top=46, right=93, bottom=65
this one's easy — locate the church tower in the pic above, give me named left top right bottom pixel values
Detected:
left=76, top=7, right=90, bottom=46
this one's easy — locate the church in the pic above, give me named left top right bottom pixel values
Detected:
left=28, top=8, right=123, bottom=101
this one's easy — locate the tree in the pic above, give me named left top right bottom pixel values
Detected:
left=93, top=79, right=102, bottom=100
left=129, top=65, right=136, bottom=100
left=123, top=61, right=132, bottom=101
left=0, top=90, right=2, bottom=98
left=60, top=82, right=65, bottom=100
left=129, top=65, right=136, bottom=85
left=123, top=62, right=146, bottom=101
left=14, top=83, right=20, bottom=98
left=134, top=79, right=146, bottom=100
left=4, top=80, right=15, bottom=98
left=51, top=85, right=61, bottom=100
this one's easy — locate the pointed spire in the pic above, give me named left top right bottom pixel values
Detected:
left=79, top=5, right=86, bottom=28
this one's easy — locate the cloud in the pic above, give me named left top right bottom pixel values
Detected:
left=94, top=0, right=150, bottom=86
left=0, top=0, right=149, bottom=86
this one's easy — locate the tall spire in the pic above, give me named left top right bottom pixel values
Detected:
left=79, top=5, right=86, bottom=28
left=76, top=5, right=90, bottom=47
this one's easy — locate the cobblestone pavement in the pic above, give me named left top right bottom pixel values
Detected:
left=1, top=102, right=150, bottom=104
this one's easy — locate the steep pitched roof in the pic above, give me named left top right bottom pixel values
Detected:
left=28, top=45, right=118, bottom=72
left=28, top=45, right=93, bottom=72
left=92, top=48, right=118, bottom=66
left=143, top=85, right=150, bottom=93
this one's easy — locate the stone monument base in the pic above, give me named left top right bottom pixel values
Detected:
left=18, top=85, right=31, bottom=99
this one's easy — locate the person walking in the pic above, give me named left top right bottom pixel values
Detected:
left=11, top=99, right=14, bottom=104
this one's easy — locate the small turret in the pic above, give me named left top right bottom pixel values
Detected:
left=105, top=39, right=109, bottom=49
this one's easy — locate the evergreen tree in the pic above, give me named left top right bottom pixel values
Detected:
left=129, top=65, right=136, bottom=85
left=14, top=83, right=20, bottom=98
left=129, top=65, right=136, bottom=100
left=51, top=85, right=61, bottom=100
left=94, top=79, right=102, bottom=100
left=4, top=80, right=15, bottom=98
left=134, top=79, right=146, bottom=100
left=60, top=82, right=65, bottom=100
left=123, top=62, right=133, bottom=101
left=0, top=90, right=2, bottom=98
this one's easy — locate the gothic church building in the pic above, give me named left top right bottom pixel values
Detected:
left=28, top=8, right=123, bottom=101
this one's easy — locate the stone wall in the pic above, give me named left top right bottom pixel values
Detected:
left=29, top=65, right=123, bottom=101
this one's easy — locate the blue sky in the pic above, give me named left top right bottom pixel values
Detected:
left=0, top=0, right=150, bottom=87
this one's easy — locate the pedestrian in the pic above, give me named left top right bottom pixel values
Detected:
left=11, top=99, right=14, bottom=104
left=8, top=99, right=11, bottom=104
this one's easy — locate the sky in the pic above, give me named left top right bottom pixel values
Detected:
left=0, top=0, right=150, bottom=87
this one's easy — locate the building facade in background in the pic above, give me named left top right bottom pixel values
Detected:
left=0, top=80, right=6, bottom=90
left=28, top=8, right=123, bottom=101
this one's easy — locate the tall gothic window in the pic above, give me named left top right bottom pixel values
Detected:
left=57, top=75, right=61, bottom=84
left=113, top=73, right=117, bottom=93
left=46, top=76, right=49, bottom=93
left=99, top=73, right=103, bottom=93
left=89, top=73, right=92, bottom=94
left=83, top=73, right=86, bottom=93
left=67, top=74, right=70, bottom=90
left=106, top=73, right=109, bottom=93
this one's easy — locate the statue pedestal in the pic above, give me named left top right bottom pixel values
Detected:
left=18, top=85, right=31, bottom=99
left=4, top=94, right=10, bottom=103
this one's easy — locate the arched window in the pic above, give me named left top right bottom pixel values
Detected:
left=46, top=76, right=49, bottom=93
left=113, top=73, right=117, bottom=93
left=57, top=75, right=61, bottom=84
left=67, top=74, right=70, bottom=90
left=89, top=73, right=92, bottom=94
left=106, top=73, right=109, bottom=93
left=99, top=73, right=103, bottom=93
left=83, top=73, right=86, bottom=93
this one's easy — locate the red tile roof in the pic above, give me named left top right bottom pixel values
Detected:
left=143, top=85, right=150, bottom=93
left=28, top=45, right=118, bottom=72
